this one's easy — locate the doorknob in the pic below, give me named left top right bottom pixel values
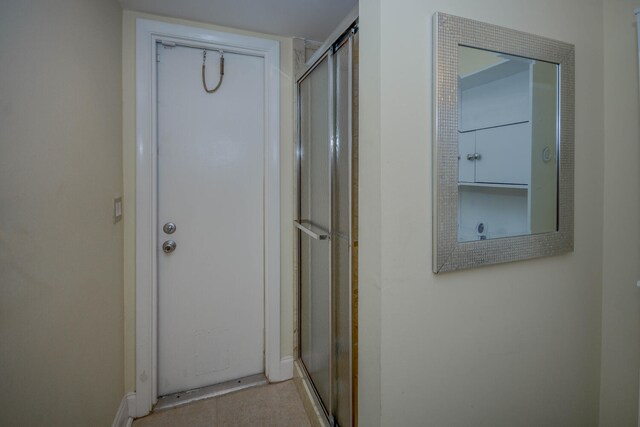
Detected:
left=162, top=240, right=177, bottom=254
left=163, top=222, right=176, bottom=234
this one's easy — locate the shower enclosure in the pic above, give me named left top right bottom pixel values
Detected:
left=295, top=17, right=358, bottom=427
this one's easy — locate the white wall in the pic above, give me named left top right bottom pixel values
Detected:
left=600, top=1, right=640, bottom=425
left=0, top=0, right=124, bottom=425
left=122, top=10, right=296, bottom=392
left=359, top=0, right=604, bottom=425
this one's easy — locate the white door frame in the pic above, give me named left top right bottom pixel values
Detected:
left=134, top=18, right=282, bottom=417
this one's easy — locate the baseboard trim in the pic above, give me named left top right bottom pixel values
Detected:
left=126, top=392, right=137, bottom=418
left=279, top=355, right=294, bottom=381
left=267, top=355, right=294, bottom=383
left=112, top=393, right=135, bottom=427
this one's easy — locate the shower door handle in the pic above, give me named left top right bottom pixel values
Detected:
left=294, top=220, right=330, bottom=241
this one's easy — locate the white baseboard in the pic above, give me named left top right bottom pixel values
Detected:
left=112, top=393, right=135, bottom=427
left=279, top=356, right=294, bottom=381
left=126, top=392, right=137, bottom=418
left=267, top=355, right=294, bottom=383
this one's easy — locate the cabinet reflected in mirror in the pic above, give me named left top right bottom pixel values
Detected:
left=457, top=46, right=559, bottom=242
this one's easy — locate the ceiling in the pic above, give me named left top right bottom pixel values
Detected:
left=120, top=0, right=358, bottom=42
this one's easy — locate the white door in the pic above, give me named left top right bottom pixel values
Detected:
left=156, top=44, right=265, bottom=396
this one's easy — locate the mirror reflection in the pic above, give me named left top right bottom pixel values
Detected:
left=457, top=46, right=559, bottom=242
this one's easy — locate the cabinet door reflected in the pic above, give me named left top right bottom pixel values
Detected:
left=457, top=46, right=558, bottom=242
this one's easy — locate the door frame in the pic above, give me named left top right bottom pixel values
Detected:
left=134, top=18, right=282, bottom=417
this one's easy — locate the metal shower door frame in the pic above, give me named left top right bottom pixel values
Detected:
left=295, top=22, right=358, bottom=427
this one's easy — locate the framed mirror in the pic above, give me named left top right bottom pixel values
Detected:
left=432, top=12, right=575, bottom=273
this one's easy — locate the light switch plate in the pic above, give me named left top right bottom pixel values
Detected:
left=114, top=197, right=123, bottom=223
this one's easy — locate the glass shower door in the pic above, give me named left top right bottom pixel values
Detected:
left=332, top=34, right=355, bottom=427
left=297, top=28, right=357, bottom=426
left=298, top=55, right=332, bottom=414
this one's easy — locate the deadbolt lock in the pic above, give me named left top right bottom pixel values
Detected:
left=163, top=222, right=176, bottom=234
left=162, top=240, right=177, bottom=254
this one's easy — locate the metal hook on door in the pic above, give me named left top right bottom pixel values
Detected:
left=202, top=50, right=224, bottom=93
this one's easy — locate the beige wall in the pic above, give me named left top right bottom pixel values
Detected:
left=600, top=0, right=640, bottom=425
left=0, top=0, right=124, bottom=425
left=358, top=0, right=604, bottom=425
left=357, top=0, right=382, bottom=425
left=2, top=1, right=635, bottom=424
left=122, top=10, right=296, bottom=392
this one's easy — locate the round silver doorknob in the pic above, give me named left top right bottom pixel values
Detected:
left=163, top=222, right=176, bottom=234
left=162, top=240, right=177, bottom=254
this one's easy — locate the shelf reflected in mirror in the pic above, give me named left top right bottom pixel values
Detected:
left=457, top=46, right=559, bottom=242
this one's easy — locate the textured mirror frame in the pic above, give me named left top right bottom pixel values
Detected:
left=432, top=12, right=575, bottom=273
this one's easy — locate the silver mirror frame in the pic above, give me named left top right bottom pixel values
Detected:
left=432, top=12, right=575, bottom=273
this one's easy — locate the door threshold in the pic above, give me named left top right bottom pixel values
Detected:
left=154, top=373, right=268, bottom=411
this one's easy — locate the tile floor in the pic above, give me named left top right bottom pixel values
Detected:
left=132, top=380, right=312, bottom=427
